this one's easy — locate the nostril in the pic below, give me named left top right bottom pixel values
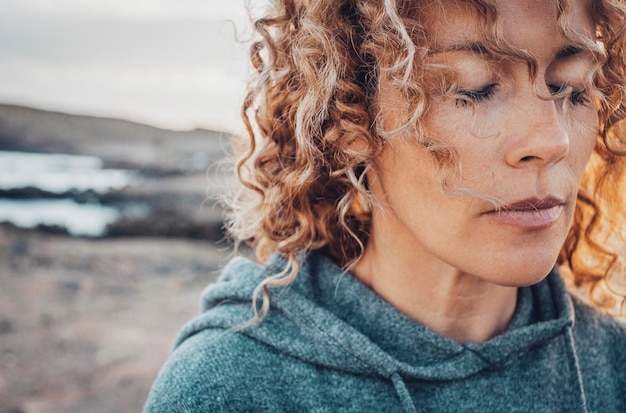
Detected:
left=520, top=155, right=535, bottom=162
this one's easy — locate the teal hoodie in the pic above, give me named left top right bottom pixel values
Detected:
left=144, top=252, right=626, bottom=412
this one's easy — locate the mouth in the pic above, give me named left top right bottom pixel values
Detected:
left=483, top=196, right=566, bottom=230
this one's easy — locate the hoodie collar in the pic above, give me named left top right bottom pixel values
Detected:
left=188, top=252, right=574, bottom=380
left=294, top=252, right=575, bottom=376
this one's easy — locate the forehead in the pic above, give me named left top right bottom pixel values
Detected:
left=422, top=0, right=595, bottom=57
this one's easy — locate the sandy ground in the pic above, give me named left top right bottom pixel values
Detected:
left=0, top=225, right=237, bottom=413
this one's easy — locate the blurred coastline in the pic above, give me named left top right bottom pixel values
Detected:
left=0, top=103, right=238, bottom=413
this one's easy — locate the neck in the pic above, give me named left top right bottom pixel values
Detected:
left=352, top=241, right=518, bottom=344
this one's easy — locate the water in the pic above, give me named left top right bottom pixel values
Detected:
left=0, top=199, right=119, bottom=237
left=0, top=151, right=141, bottom=236
left=0, top=151, right=140, bottom=193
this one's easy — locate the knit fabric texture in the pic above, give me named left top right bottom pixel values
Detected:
left=144, top=252, right=626, bottom=412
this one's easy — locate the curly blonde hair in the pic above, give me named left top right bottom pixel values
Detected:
left=225, top=0, right=626, bottom=318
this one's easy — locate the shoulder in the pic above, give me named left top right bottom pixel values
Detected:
left=571, top=295, right=626, bottom=342
left=569, top=296, right=626, bottom=409
left=144, top=327, right=293, bottom=412
left=570, top=295, right=626, bottom=366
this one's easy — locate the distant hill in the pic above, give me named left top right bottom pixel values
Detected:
left=0, top=103, right=231, bottom=173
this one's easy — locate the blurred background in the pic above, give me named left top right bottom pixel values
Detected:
left=0, top=1, right=265, bottom=411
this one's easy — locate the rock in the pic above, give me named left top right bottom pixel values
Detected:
left=0, top=319, right=14, bottom=335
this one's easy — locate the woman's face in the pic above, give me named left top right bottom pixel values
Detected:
left=366, top=0, right=598, bottom=286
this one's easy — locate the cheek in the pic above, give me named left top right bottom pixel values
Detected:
left=569, top=108, right=598, bottom=172
left=424, top=115, right=500, bottom=185
left=423, top=97, right=506, bottom=161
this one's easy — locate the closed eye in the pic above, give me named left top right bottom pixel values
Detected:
left=454, top=83, right=498, bottom=108
left=548, top=84, right=589, bottom=106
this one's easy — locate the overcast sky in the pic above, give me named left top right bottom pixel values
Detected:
left=0, top=0, right=267, bottom=132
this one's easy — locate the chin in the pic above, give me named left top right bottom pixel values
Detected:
left=491, top=252, right=559, bottom=287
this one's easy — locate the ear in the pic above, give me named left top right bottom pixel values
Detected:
left=349, top=190, right=371, bottom=221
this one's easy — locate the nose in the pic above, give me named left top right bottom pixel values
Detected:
left=504, top=91, right=570, bottom=168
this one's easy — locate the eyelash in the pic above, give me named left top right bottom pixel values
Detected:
left=454, top=83, right=590, bottom=108
left=454, top=83, right=497, bottom=108
left=548, top=84, right=589, bottom=106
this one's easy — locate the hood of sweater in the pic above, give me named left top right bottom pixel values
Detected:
left=175, top=252, right=587, bottom=413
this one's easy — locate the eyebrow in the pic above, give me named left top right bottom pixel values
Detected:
left=429, top=41, right=592, bottom=60
left=428, top=41, right=492, bottom=56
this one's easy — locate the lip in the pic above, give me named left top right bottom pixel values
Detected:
left=482, top=196, right=565, bottom=230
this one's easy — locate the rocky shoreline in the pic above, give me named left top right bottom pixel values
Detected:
left=0, top=174, right=229, bottom=241
left=0, top=103, right=237, bottom=241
